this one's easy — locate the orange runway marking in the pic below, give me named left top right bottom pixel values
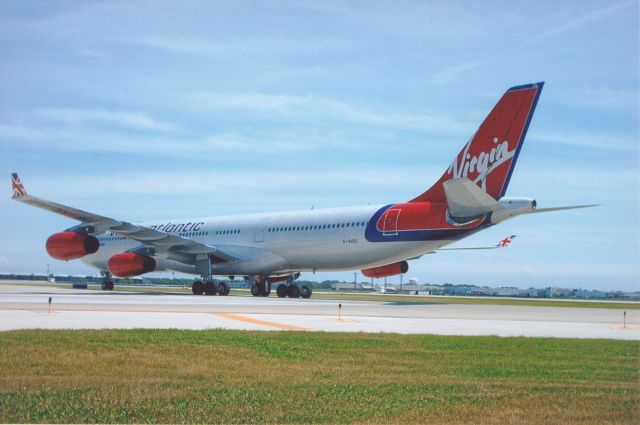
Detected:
left=213, top=312, right=311, bottom=331
left=330, top=318, right=358, bottom=323
left=612, top=324, right=640, bottom=331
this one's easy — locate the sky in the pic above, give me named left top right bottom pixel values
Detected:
left=0, top=0, right=638, bottom=291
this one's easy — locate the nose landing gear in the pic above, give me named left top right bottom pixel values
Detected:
left=100, top=271, right=114, bottom=291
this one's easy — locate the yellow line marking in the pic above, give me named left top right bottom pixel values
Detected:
left=213, top=312, right=311, bottom=331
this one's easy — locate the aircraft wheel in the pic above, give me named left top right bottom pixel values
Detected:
left=218, top=281, right=230, bottom=296
left=300, top=285, right=312, bottom=299
left=276, top=284, right=288, bottom=298
left=260, top=282, right=271, bottom=297
left=250, top=284, right=260, bottom=296
left=288, top=284, right=300, bottom=298
left=192, top=280, right=205, bottom=295
left=204, top=280, right=218, bottom=295
left=101, top=281, right=107, bottom=290
left=106, top=280, right=114, bottom=291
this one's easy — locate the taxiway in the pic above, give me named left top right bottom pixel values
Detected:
left=0, top=283, right=637, bottom=339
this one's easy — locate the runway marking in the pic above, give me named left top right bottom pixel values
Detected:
left=213, top=312, right=311, bottom=331
left=612, top=324, right=640, bottom=331
left=330, top=318, right=358, bottom=323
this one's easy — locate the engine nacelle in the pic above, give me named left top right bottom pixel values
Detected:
left=46, top=231, right=99, bottom=261
left=108, top=253, right=156, bottom=277
left=491, top=197, right=537, bottom=224
left=361, top=261, right=409, bottom=278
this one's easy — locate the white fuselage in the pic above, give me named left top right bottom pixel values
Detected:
left=81, top=204, right=452, bottom=277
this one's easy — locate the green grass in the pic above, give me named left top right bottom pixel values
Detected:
left=0, top=330, right=638, bottom=424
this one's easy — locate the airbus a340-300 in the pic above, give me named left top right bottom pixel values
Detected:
left=11, top=82, right=593, bottom=298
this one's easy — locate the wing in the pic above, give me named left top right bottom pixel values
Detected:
left=10, top=173, right=236, bottom=261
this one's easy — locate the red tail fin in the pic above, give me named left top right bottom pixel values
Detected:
left=411, top=82, right=544, bottom=203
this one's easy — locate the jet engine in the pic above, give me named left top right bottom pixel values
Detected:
left=108, top=253, right=156, bottom=277
left=46, top=231, right=99, bottom=261
left=361, top=260, right=408, bottom=278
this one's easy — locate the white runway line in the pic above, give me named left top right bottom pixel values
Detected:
left=0, top=284, right=637, bottom=339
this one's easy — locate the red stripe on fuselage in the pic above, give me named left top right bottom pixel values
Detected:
left=376, top=202, right=482, bottom=232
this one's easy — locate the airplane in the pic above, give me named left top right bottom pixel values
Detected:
left=11, top=82, right=595, bottom=298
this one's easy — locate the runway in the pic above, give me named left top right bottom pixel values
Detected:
left=0, top=284, right=637, bottom=339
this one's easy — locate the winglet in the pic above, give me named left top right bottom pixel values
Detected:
left=11, top=173, right=27, bottom=199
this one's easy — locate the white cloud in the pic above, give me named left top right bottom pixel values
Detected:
left=0, top=256, right=13, bottom=268
left=133, top=36, right=224, bottom=56
left=203, top=134, right=315, bottom=152
left=0, top=121, right=322, bottom=156
left=531, top=0, right=637, bottom=42
left=568, top=87, right=639, bottom=110
left=428, top=60, right=486, bottom=86
left=530, top=131, right=638, bottom=153
left=22, top=167, right=428, bottom=197
left=34, top=108, right=175, bottom=131
left=192, top=92, right=471, bottom=134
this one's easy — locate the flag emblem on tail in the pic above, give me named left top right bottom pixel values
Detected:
left=11, top=173, right=27, bottom=198
left=497, top=235, right=516, bottom=247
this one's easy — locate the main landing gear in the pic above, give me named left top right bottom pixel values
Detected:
left=277, top=283, right=312, bottom=299
left=100, top=271, right=114, bottom=291
left=250, top=276, right=271, bottom=297
left=251, top=274, right=312, bottom=299
left=192, top=279, right=230, bottom=296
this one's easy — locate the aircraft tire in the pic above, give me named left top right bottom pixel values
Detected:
left=250, top=284, right=260, bottom=296
left=105, top=280, right=114, bottom=291
left=218, top=281, right=230, bottom=296
left=288, top=284, right=300, bottom=298
left=101, top=281, right=107, bottom=290
left=260, top=282, right=271, bottom=297
left=300, top=285, right=312, bottom=299
left=276, top=284, right=288, bottom=298
left=192, top=280, right=205, bottom=295
left=204, top=281, right=217, bottom=296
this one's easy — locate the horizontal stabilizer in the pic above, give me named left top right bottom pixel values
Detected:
left=525, top=204, right=600, bottom=214
left=443, top=177, right=499, bottom=219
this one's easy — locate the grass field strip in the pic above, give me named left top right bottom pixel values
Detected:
left=1, top=329, right=638, bottom=424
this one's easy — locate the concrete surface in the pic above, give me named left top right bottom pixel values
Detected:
left=0, top=284, right=637, bottom=339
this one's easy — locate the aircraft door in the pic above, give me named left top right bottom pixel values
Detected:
left=254, top=227, right=266, bottom=242
left=381, top=208, right=400, bottom=236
